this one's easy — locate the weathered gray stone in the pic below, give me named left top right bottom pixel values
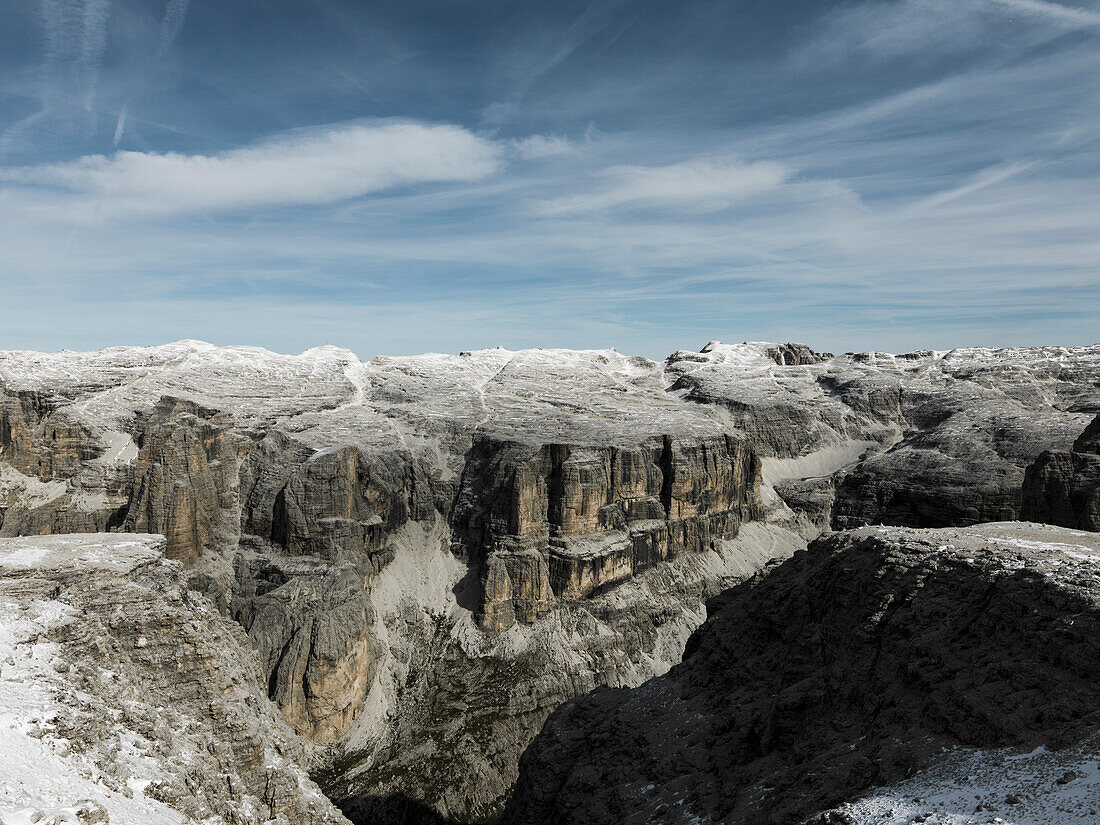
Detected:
left=0, top=339, right=1098, bottom=822
left=0, top=533, right=349, bottom=825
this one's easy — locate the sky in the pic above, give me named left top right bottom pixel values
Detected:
left=0, top=0, right=1098, bottom=358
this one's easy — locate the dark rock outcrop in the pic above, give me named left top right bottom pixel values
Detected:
left=504, top=522, right=1100, bottom=825
left=1022, top=414, right=1100, bottom=530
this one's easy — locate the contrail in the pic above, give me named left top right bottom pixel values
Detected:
left=112, top=101, right=128, bottom=146
left=1, top=0, right=111, bottom=158
left=114, top=0, right=190, bottom=147
left=156, top=0, right=191, bottom=59
left=79, top=0, right=110, bottom=113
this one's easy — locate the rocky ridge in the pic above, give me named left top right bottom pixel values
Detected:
left=504, top=522, right=1100, bottom=825
left=0, top=339, right=1097, bottom=822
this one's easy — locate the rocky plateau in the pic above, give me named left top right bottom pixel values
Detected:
left=0, top=339, right=1097, bottom=824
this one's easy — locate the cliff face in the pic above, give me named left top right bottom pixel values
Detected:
left=451, top=434, right=760, bottom=631
left=0, top=339, right=1097, bottom=823
left=504, top=523, right=1100, bottom=825
left=1022, top=414, right=1100, bottom=531
left=0, top=342, right=776, bottom=821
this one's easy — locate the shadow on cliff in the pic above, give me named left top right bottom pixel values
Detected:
left=338, top=794, right=460, bottom=825
left=451, top=564, right=481, bottom=613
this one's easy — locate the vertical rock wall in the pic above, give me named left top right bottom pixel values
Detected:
left=451, top=434, right=761, bottom=631
left=1022, top=414, right=1100, bottom=530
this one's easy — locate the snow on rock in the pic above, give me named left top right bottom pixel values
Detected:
left=2, top=339, right=1100, bottom=822
left=0, top=533, right=350, bottom=825
left=0, top=536, right=183, bottom=824
left=818, top=735, right=1100, bottom=825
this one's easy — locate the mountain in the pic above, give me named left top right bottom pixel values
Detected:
left=1023, top=414, right=1100, bottom=531
left=0, top=340, right=1097, bottom=823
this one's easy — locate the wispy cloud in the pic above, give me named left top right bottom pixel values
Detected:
left=113, top=0, right=191, bottom=147
left=988, top=0, right=1100, bottom=26
left=156, top=0, right=191, bottom=59
left=0, top=0, right=1098, bottom=356
left=907, top=161, right=1038, bottom=214
left=799, top=0, right=1100, bottom=68
left=512, top=134, right=574, bottom=159
left=111, top=101, right=128, bottom=147
left=534, top=159, right=791, bottom=215
left=799, top=0, right=989, bottom=63
left=1, top=0, right=112, bottom=158
left=1, top=120, right=503, bottom=213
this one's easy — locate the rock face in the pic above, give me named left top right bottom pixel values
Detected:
left=1022, top=414, right=1100, bottom=531
left=451, top=435, right=760, bottom=631
left=0, top=533, right=349, bottom=825
left=332, top=521, right=804, bottom=824
left=0, top=339, right=1097, bottom=822
left=667, top=343, right=1099, bottom=529
left=504, top=522, right=1100, bottom=825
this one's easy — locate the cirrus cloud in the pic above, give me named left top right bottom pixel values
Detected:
left=534, top=158, right=791, bottom=215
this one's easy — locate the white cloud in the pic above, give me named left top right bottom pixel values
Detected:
left=0, top=120, right=503, bottom=214
left=512, top=134, right=574, bottom=159
left=534, top=158, right=790, bottom=215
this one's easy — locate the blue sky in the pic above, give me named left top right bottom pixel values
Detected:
left=0, top=0, right=1098, bottom=357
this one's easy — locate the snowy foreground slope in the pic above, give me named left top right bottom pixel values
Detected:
left=1, top=340, right=1099, bottom=823
left=0, top=534, right=348, bottom=825
left=0, top=537, right=179, bottom=825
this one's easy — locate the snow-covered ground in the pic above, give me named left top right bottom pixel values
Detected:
left=1, top=337, right=1096, bottom=442
left=823, top=737, right=1100, bottom=825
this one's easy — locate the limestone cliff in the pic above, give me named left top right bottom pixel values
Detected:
left=451, top=434, right=760, bottom=631
left=0, top=533, right=349, bottom=825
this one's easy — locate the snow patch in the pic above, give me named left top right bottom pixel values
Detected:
left=821, top=735, right=1100, bottom=824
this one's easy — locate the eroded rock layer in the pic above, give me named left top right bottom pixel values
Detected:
left=504, top=523, right=1100, bottom=825
left=451, top=434, right=761, bottom=630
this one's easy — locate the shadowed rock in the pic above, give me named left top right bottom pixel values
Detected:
left=504, top=523, right=1100, bottom=825
left=0, top=339, right=1098, bottom=821
left=1022, top=414, right=1100, bottom=531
